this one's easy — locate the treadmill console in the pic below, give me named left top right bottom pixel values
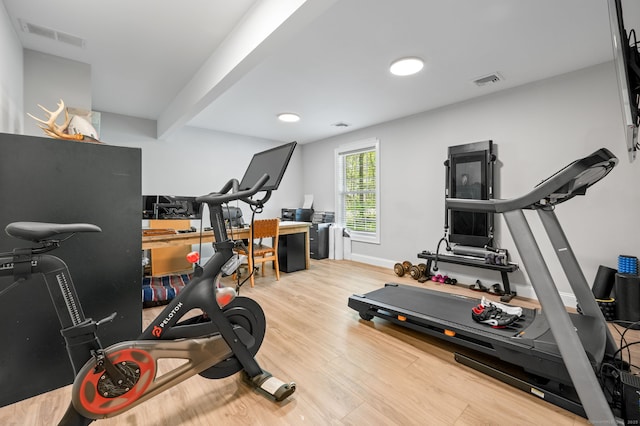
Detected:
left=532, top=148, right=617, bottom=208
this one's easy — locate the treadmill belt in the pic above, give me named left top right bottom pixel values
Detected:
left=363, top=283, right=536, bottom=339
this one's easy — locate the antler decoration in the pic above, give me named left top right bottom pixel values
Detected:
left=27, top=99, right=100, bottom=143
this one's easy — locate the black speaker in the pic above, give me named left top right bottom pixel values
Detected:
left=615, top=273, right=640, bottom=329
left=592, top=265, right=617, bottom=299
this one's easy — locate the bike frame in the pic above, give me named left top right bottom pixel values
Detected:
left=1, top=175, right=294, bottom=424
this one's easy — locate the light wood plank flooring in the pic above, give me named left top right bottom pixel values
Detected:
left=1, top=259, right=626, bottom=425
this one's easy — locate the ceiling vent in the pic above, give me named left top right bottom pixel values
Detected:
left=19, top=19, right=86, bottom=48
left=473, top=72, right=504, bottom=87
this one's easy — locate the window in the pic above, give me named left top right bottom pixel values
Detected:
left=335, top=138, right=380, bottom=244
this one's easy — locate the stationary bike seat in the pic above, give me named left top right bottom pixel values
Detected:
left=5, top=222, right=102, bottom=242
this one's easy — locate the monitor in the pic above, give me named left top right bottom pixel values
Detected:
left=607, top=0, right=640, bottom=162
left=239, top=141, right=297, bottom=191
left=142, top=195, right=203, bottom=219
left=222, top=206, right=245, bottom=227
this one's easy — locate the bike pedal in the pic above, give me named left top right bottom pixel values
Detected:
left=222, top=254, right=246, bottom=276
left=96, top=312, right=117, bottom=326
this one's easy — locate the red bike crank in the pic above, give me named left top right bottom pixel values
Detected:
left=73, top=348, right=156, bottom=418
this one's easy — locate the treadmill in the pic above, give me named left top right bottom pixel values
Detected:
left=348, top=148, right=620, bottom=424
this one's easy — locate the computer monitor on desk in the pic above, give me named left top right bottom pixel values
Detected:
left=142, top=195, right=203, bottom=220
left=222, top=206, right=245, bottom=228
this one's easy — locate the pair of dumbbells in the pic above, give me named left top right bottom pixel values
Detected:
left=393, top=261, right=427, bottom=280
left=431, top=274, right=457, bottom=285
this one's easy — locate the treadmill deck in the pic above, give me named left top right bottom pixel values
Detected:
left=351, top=283, right=536, bottom=340
left=348, top=283, right=603, bottom=370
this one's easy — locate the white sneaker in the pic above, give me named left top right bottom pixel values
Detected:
left=481, top=296, right=523, bottom=317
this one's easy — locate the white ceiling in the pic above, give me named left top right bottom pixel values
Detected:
left=1, top=0, right=623, bottom=144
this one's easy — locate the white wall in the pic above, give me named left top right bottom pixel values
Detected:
left=0, top=2, right=23, bottom=134
left=101, top=113, right=303, bottom=221
left=23, top=49, right=91, bottom=137
left=100, top=112, right=304, bottom=259
left=303, top=61, right=640, bottom=305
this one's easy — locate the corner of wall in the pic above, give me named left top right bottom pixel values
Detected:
left=0, top=2, right=24, bottom=134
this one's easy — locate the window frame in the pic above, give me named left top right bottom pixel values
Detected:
left=335, top=138, right=380, bottom=244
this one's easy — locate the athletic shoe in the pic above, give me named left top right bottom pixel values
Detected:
left=471, top=304, right=519, bottom=328
left=481, top=296, right=523, bottom=317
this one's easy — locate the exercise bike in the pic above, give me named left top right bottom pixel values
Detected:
left=0, top=143, right=297, bottom=425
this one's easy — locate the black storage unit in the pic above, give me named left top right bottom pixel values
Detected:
left=0, top=133, right=141, bottom=406
left=310, top=223, right=330, bottom=260
left=278, top=233, right=306, bottom=272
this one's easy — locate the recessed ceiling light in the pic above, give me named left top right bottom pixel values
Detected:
left=277, top=113, right=300, bottom=123
left=389, top=57, right=424, bottom=76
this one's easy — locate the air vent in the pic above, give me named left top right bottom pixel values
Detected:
left=19, top=19, right=86, bottom=48
left=473, top=72, right=504, bottom=87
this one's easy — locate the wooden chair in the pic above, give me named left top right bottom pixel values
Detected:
left=233, top=218, right=280, bottom=287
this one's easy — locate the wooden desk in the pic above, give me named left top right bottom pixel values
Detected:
left=148, top=219, right=191, bottom=276
left=142, top=221, right=311, bottom=269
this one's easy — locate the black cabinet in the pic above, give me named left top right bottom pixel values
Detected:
left=310, top=224, right=330, bottom=260
left=0, top=133, right=141, bottom=406
left=278, top=233, right=306, bottom=272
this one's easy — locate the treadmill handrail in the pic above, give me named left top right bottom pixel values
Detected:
left=446, top=148, right=617, bottom=213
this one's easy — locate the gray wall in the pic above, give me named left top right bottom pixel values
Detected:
left=101, top=112, right=304, bottom=223
left=23, top=49, right=91, bottom=137
left=0, top=1, right=22, bottom=134
left=302, top=62, right=640, bottom=304
left=100, top=116, right=304, bottom=261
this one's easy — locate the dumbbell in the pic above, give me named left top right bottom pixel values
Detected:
left=431, top=274, right=458, bottom=285
left=393, top=261, right=413, bottom=277
left=393, top=261, right=427, bottom=280
left=409, top=263, right=427, bottom=280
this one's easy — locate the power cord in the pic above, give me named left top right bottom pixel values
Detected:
left=233, top=198, right=265, bottom=293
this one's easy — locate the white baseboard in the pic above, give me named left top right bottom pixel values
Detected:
left=511, top=284, right=577, bottom=309
left=350, top=253, right=396, bottom=269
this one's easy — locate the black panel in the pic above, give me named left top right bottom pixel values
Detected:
left=0, top=133, right=141, bottom=406
left=447, top=140, right=494, bottom=247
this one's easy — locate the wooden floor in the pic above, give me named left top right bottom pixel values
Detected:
left=0, top=259, right=626, bottom=425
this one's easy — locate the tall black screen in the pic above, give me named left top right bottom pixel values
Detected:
left=447, top=140, right=494, bottom=247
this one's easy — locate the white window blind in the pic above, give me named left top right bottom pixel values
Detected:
left=335, top=138, right=380, bottom=244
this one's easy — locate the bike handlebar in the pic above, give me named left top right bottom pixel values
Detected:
left=196, top=173, right=271, bottom=206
